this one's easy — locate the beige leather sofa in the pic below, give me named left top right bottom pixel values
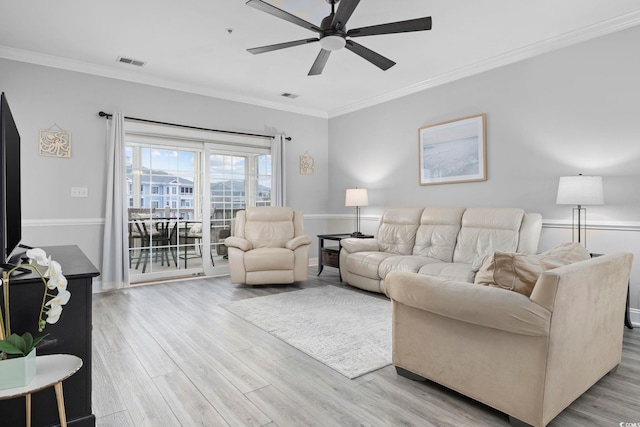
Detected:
left=224, top=207, right=311, bottom=285
left=339, top=207, right=542, bottom=294
left=386, top=252, right=633, bottom=427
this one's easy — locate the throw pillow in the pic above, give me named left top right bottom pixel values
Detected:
left=474, top=242, right=590, bottom=296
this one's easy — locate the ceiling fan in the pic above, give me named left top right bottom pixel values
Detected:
left=246, top=0, right=432, bottom=76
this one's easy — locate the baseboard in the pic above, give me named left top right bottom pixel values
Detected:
left=629, top=308, right=640, bottom=328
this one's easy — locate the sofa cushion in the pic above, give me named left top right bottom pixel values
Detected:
left=417, top=262, right=476, bottom=282
left=474, top=242, right=591, bottom=296
left=245, top=207, right=295, bottom=248
left=344, top=251, right=397, bottom=279
left=376, top=208, right=424, bottom=255
left=453, top=207, right=525, bottom=268
left=378, top=255, right=442, bottom=278
left=413, top=207, right=465, bottom=262
left=245, top=247, right=294, bottom=271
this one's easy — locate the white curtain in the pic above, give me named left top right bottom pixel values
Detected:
left=271, top=134, right=286, bottom=206
left=101, top=112, right=129, bottom=289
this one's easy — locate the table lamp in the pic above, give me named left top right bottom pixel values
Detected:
left=345, top=188, right=368, bottom=237
left=556, top=174, right=604, bottom=248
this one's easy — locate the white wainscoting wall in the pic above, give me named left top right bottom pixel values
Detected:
left=22, top=214, right=640, bottom=327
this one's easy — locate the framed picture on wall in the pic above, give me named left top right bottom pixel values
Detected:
left=418, top=114, right=487, bottom=185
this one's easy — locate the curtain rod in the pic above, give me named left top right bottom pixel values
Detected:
left=97, top=111, right=291, bottom=141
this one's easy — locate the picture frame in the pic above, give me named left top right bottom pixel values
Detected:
left=418, top=114, right=486, bottom=185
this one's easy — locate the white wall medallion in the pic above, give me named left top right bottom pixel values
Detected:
left=300, top=152, right=314, bottom=175
left=39, top=124, right=71, bottom=158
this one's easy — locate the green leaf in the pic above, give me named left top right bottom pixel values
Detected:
left=0, top=332, right=48, bottom=357
left=22, top=332, right=34, bottom=352
left=0, top=339, right=24, bottom=355
left=7, top=334, right=26, bottom=354
left=31, top=333, right=49, bottom=349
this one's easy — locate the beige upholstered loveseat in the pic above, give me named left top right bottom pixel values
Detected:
left=339, top=207, right=542, bottom=294
left=386, top=251, right=633, bottom=427
left=224, top=207, right=311, bottom=285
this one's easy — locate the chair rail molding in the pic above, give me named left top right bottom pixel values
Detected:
left=308, top=214, right=640, bottom=233
left=22, top=218, right=105, bottom=227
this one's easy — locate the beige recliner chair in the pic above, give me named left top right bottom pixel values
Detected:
left=224, top=207, right=311, bottom=285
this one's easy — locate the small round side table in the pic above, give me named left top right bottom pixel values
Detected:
left=0, top=354, right=82, bottom=427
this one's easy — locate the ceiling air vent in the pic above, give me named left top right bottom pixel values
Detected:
left=280, top=92, right=299, bottom=99
left=117, top=56, right=145, bottom=67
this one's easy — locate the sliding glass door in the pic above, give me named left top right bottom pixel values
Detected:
left=126, top=140, right=203, bottom=282
left=125, top=133, right=271, bottom=283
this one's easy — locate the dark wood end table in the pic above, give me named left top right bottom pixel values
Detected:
left=591, top=252, right=633, bottom=329
left=317, top=233, right=374, bottom=280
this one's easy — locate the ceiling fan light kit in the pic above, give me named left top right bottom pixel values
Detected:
left=320, top=35, right=346, bottom=51
left=246, top=0, right=432, bottom=75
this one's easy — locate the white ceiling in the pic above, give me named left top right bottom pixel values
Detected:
left=2, top=0, right=640, bottom=118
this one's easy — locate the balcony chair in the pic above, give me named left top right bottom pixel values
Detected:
left=132, top=218, right=178, bottom=273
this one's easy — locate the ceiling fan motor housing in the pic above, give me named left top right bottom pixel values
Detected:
left=320, top=13, right=347, bottom=50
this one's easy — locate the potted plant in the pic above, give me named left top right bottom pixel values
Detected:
left=0, top=248, right=70, bottom=389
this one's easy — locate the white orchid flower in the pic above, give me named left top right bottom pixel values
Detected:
left=26, top=248, right=49, bottom=267
left=46, top=289, right=71, bottom=307
left=47, top=273, right=68, bottom=291
left=44, top=259, right=62, bottom=279
left=46, top=304, right=63, bottom=324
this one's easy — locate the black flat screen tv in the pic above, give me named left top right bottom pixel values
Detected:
left=0, top=92, right=23, bottom=269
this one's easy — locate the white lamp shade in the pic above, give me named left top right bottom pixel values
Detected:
left=556, top=176, right=604, bottom=205
left=345, top=188, right=369, bottom=207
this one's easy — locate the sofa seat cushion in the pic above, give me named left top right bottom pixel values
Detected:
left=417, top=262, right=476, bottom=282
left=344, top=251, right=396, bottom=279
left=378, top=255, right=442, bottom=278
left=244, top=247, right=294, bottom=271
left=453, top=208, right=525, bottom=269
left=474, top=242, right=591, bottom=296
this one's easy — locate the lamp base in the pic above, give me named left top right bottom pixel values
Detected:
left=350, top=231, right=365, bottom=237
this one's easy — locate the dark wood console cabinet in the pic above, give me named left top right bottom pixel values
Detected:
left=0, top=245, right=99, bottom=426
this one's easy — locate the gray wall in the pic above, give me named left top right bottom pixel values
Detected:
left=0, top=58, right=329, bottom=279
left=328, top=25, right=640, bottom=313
left=2, top=23, right=639, bottom=316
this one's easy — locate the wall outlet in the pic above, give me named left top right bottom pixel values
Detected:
left=71, top=187, right=88, bottom=198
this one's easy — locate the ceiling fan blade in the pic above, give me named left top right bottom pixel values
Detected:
left=308, top=49, right=331, bottom=76
left=331, top=0, right=361, bottom=30
left=248, top=38, right=319, bottom=54
left=345, top=40, right=395, bottom=71
left=348, top=17, right=432, bottom=38
left=246, top=0, right=322, bottom=33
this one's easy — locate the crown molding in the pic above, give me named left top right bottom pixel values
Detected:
left=327, top=9, right=640, bottom=118
left=3, top=8, right=640, bottom=121
left=0, top=46, right=328, bottom=119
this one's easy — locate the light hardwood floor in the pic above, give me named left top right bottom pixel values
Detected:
left=93, top=271, right=640, bottom=427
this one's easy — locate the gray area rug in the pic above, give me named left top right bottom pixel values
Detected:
left=221, top=286, right=392, bottom=379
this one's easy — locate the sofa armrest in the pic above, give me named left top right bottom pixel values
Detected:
left=340, top=237, right=380, bottom=253
left=286, top=235, right=312, bottom=250
left=224, top=236, right=252, bottom=252
left=386, top=271, right=551, bottom=336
